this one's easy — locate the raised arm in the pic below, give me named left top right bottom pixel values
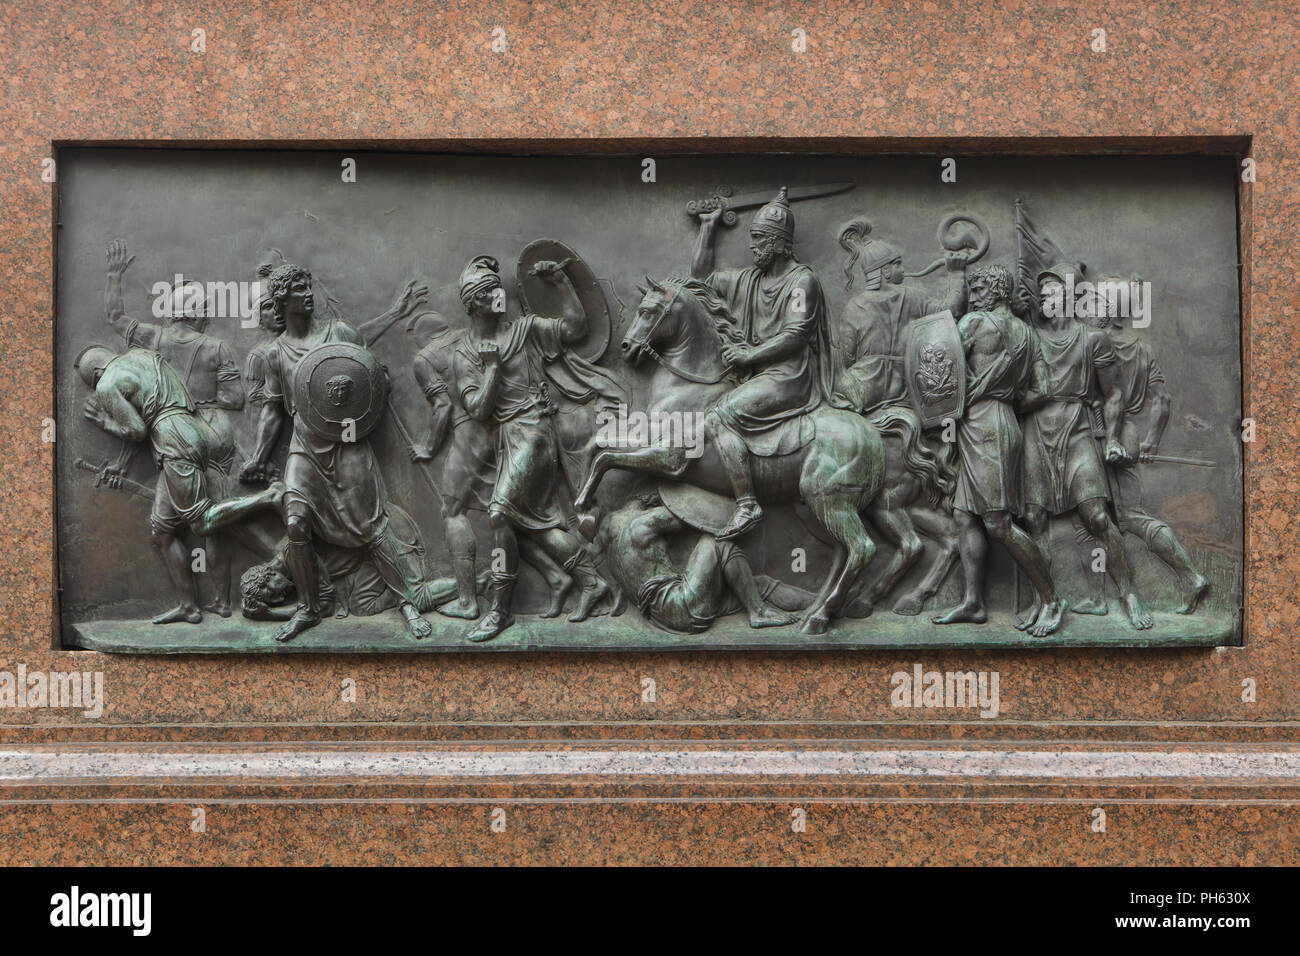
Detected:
left=691, top=207, right=724, bottom=279
left=354, top=280, right=429, bottom=347
left=942, top=250, right=971, bottom=319
left=104, top=239, right=139, bottom=342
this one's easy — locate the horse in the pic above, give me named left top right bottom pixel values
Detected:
left=572, top=274, right=887, bottom=634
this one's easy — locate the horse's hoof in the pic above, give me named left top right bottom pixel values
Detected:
left=801, top=614, right=829, bottom=636
left=576, top=513, right=598, bottom=541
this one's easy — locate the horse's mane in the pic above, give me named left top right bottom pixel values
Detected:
left=645, top=273, right=740, bottom=343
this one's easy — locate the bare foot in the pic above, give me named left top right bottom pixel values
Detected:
left=274, top=606, right=320, bottom=643
left=1029, top=599, right=1066, bottom=637
left=1176, top=576, right=1209, bottom=615
left=539, top=577, right=573, bottom=618
left=892, top=593, right=924, bottom=616
left=403, top=605, right=433, bottom=639
left=1071, top=598, right=1108, bottom=616
left=152, top=604, right=201, bottom=625
left=436, top=596, right=479, bottom=620
left=1123, top=592, right=1154, bottom=630
left=204, top=600, right=233, bottom=618
left=749, top=605, right=798, bottom=628
left=932, top=601, right=987, bottom=625
left=569, top=579, right=609, bottom=622
left=1014, top=600, right=1041, bottom=631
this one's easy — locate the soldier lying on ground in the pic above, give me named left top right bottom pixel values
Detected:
left=239, top=504, right=464, bottom=623
left=597, top=491, right=872, bottom=634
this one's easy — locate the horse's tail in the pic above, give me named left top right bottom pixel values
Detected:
left=869, top=405, right=954, bottom=506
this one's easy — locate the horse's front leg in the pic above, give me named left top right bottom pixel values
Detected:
left=575, top=443, right=690, bottom=529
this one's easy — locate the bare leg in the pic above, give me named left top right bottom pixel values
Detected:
left=932, top=509, right=988, bottom=625
left=991, top=511, right=1065, bottom=637
left=895, top=503, right=960, bottom=615
left=1079, top=498, right=1151, bottom=630
left=1070, top=517, right=1108, bottom=615
left=150, top=527, right=202, bottom=624
left=536, top=528, right=610, bottom=622
left=1147, top=524, right=1209, bottom=614
left=1014, top=506, right=1049, bottom=631
left=203, top=533, right=233, bottom=617
left=519, top=535, right=573, bottom=618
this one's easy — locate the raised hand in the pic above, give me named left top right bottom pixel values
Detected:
left=106, top=238, right=135, bottom=276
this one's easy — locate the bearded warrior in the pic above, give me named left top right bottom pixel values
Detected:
left=931, top=264, right=1067, bottom=636
left=690, top=187, right=836, bottom=539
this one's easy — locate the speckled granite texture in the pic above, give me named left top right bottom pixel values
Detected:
left=0, top=0, right=1296, bottom=863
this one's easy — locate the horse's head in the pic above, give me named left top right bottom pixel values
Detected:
left=622, top=274, right=737, bottom=368
left=622, top=275, right=684, bottom=366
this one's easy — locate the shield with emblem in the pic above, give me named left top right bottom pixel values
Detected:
left=292, top=341, right=388, bottom=441
left=904, top=309, right=966, bottom=429
left=517, top=238, right=612, bottom=364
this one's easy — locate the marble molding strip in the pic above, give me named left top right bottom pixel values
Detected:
left=1, top=747, right=1299, bottom=783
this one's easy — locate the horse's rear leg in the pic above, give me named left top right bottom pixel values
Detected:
left=802, top=494, right=878, bottom=635
left=893, top=505, right=961, bottom=615
left=864, top=495, right=926, bottom=614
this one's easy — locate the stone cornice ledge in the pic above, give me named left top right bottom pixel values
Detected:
left=0, top=743, right=1298, bottom=800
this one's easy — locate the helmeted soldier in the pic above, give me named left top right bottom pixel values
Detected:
left=831, top=218, right=970, bottom=417
left=407, top=312, right=576, bottom=621
left=691, top=187, right=836, bottom=539
left=450, top=254, right=614, bottom=642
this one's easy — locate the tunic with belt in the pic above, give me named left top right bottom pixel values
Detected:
left=1020, top=322, right=1117, bottom=515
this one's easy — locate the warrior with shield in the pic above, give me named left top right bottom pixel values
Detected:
left=691, top=187, right=837, bottom=540
left=450, top=254, right=618, bottom=643
left=240, top=263, right=433, bottom=643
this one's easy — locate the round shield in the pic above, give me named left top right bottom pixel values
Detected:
left=516, top=238, right=613, bottom=364
left=291, top=341, right=387, bottom=442
left=657, top=481, right=736, bottom=536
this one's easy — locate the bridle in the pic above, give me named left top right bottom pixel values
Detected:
left=627, top=279, right=731, bottom=386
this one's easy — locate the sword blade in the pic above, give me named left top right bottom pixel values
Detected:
left=1140, top=453, right=1217, bottom=467
left=724, top=182, right=856, bottom=211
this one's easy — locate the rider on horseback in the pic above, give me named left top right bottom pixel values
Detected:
left=691, top=187, right=836, bottom=540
